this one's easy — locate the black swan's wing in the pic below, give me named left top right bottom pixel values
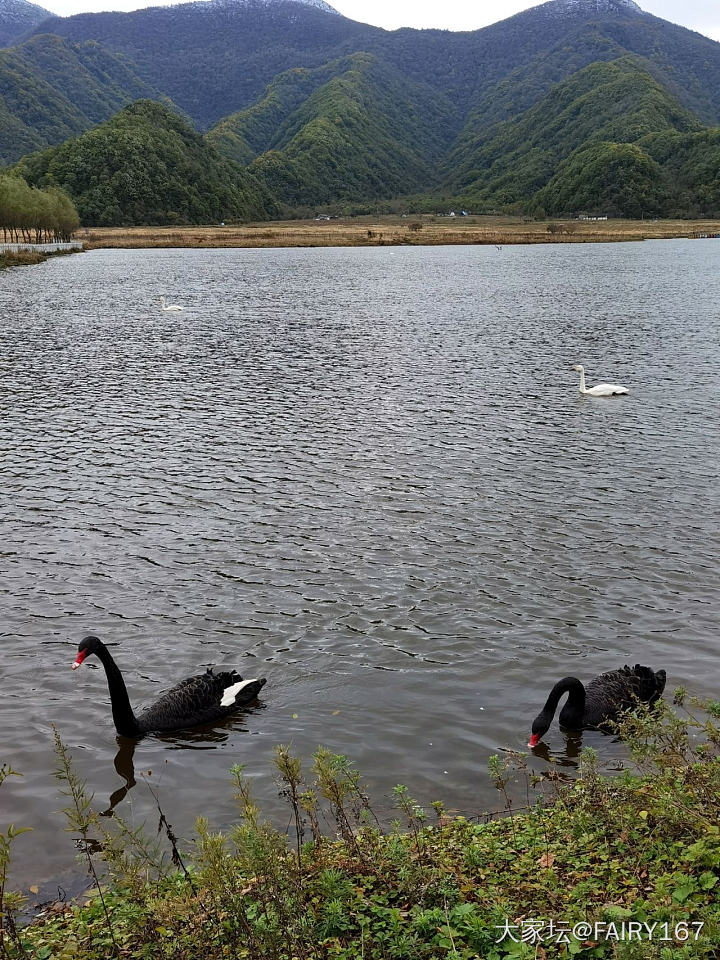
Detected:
left=584, top=665, right=666, bottom=728
left=137, top=669, right=266, bottom=733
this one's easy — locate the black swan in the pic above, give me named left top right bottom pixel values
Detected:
left=72, top=636, right=266, bottom=738
left=528, top=664, right=666, bottom=747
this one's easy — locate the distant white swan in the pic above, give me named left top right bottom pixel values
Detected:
left=574, top=364, right=628, bottom=397
left=160, top=297, right=184, bottom=312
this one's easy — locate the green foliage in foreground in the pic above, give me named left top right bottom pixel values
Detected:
left=3, top=699, right=720, bottom=959
left=12, top=100, right=278, bottom=227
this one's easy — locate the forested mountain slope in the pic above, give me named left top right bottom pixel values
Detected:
left=25, top=0, right=720, bottom=131
left=0, top=34, right=163, bottom=163
left=30, top=0, right=375, bottom=128
left=13, top=100, right=277, bottom=224
left=450, top=57, right=703, bottom=208
left=208, top=53, right=457, bottom=205
left=3, top=0, right=720, bottom=220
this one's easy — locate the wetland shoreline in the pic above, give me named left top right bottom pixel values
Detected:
left=7, top=704, right=720, bottom=960
left=80, top=215, right=720, bottom=250
left=0, top=248, right=82, bottom=269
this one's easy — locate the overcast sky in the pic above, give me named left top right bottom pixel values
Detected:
left=38, top=0, right=720, bottom=43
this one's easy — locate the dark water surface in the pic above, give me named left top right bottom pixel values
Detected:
left=1, top=241, right=719, bottom=893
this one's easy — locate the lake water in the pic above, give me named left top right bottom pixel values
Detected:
left=1, top=240, right=719, bottom=896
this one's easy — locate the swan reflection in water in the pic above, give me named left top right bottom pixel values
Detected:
left=529, top=730, right=584, bottom=775
left=101, top=715, right=260, bottom=816
left=528, top=729, right=627, bottom=791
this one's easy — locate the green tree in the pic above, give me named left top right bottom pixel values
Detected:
left=0, top=174, right=79, bottom=242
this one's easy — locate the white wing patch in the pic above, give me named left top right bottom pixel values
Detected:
left=221, top=678, right=259, bottom=707
left=588, top=384, right=629, bottom=396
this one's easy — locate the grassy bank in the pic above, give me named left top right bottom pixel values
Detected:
left=0, top=248, right=83, bottom=270
left=0, top=250, right=47, bottom=269
left=2, top=699, right=719, bottom=959
left=80, top=216, right=720, bottom=250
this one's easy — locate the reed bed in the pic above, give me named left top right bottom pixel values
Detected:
left=80, top=215, right=720, bottom=250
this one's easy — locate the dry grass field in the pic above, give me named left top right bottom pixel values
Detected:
left=80, top=214, right=720, bottom=250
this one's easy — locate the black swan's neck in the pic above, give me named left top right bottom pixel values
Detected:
left=95, top=644, right=141, bottom=738
left=543, top=677, right=586, bottom=728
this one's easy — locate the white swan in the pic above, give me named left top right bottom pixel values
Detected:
left=160, top=297, right=184, bottom=312
left=574, top=364, right=628, bottom=397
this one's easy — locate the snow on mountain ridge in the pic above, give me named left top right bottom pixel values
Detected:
left=540, top=0, right=643, bottom=16
left=0, top=0, right=51, bottom=28
left=206, top=0, right=339, bottom=15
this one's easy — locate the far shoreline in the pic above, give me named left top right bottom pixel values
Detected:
left=80, top=214, right=720, bottom=250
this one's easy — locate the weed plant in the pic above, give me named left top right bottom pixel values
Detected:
left=2, top=696, right=719, bottom=959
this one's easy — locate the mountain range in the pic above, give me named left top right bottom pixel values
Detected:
left=2, top=0, right=720, bottom=222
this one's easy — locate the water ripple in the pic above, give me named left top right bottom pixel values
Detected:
left=1, top=241, right=719, bottom=889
